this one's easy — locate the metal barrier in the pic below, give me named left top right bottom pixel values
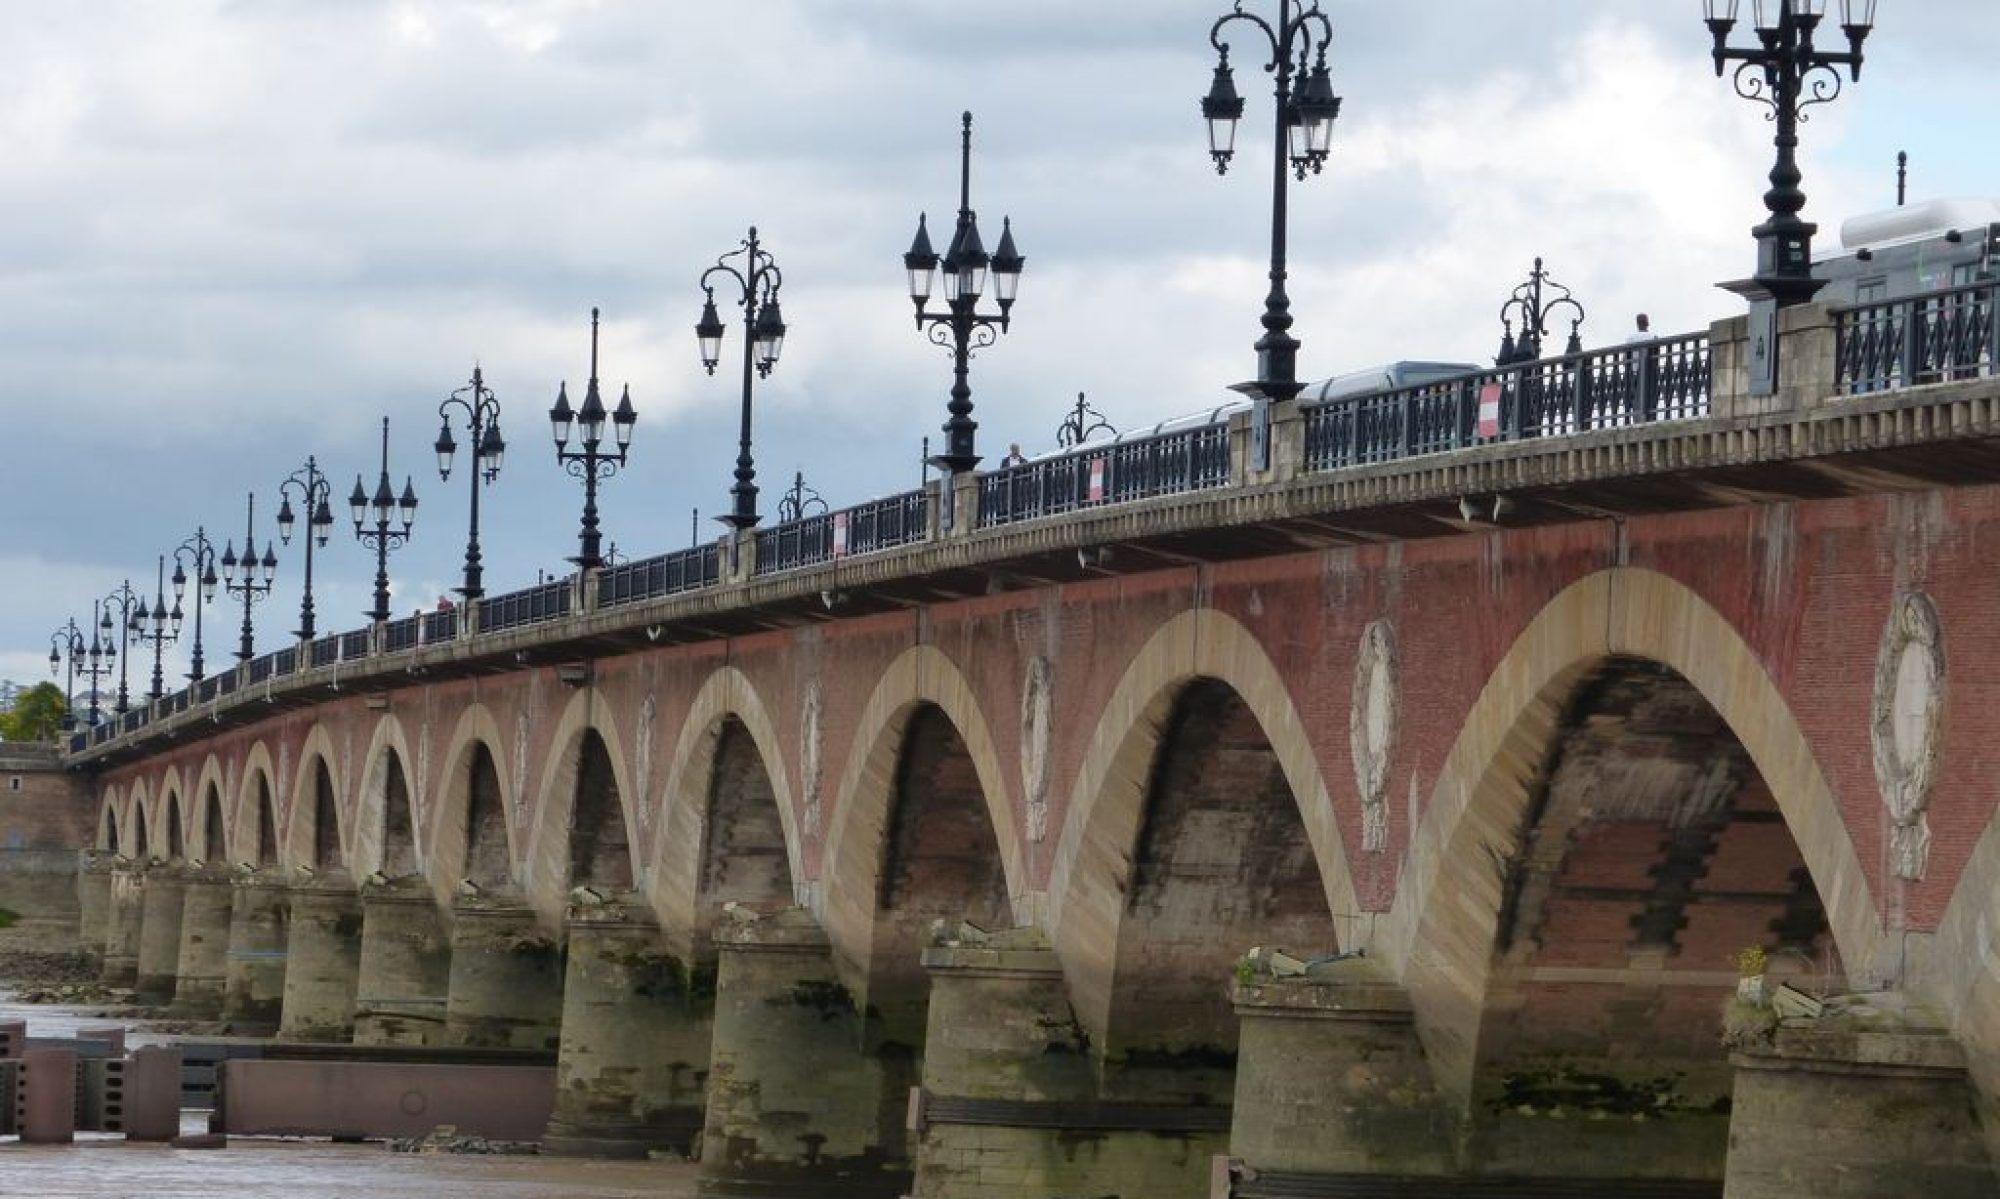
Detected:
left=247, top=653, right=275, bottom=683
left=340, top=629, right=371, bottom=661
left=600, top=544, right=722, bottom=607
left=1304, top=332, right=1711, bottom=472
left=1836, top=281, right=1998, bottom=393
left=978, top=424, right=1231, bottom=528
left=422, top=608, right=458, bottom=644
left=310, top=635, right=339, bottom=669
left=754, top=489, right=930, bottom=576
left=482, top=579, right=572, bottom=635
left=273, top=646, right=296, bottom=677
left=382, top=616, right=419, bottom=654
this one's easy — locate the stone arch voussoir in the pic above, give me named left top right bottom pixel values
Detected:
left=351, top=712, right=418, bottom=881
left=284, top=723, right=348, bottom=877
left=523, top=686, right=640, bottom=929
left=423, top=702, right=518, bottom=909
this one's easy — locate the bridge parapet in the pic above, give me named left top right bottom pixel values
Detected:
left=63, top=288, right=2000, bottom=767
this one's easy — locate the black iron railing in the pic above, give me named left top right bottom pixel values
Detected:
left=340, top=629, right=371, bottom=661
left=1304, top=333, right=1711, bottom=472
left=1836, top=281, right=1998, bottom=394
left=273, top=646, right=297, bottom=677
left=421, top=608, right=457, bottom=645
left=753, top=489, right=930, bottom=576
left=247, top=653, right=276, bottom=684
left=309, top=635, right=339, bottom=669
left=382, top=617, right=419, bottom=655
left=196, top=677, right=220, bottom=704
left=601, top=544, right=723, bottom=608
left=979, top=424, right=1232, bottom=528
left=482, top=579, right=572, bottom=635
left=120, top=709, right=144, bottom=735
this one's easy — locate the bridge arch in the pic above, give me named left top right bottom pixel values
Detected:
left=647, top=665, right=802, bottom=959
left=124, top=777, right=151, bottom=859
left=235, top=741, right=280, bottom=867
left=1932, top=802, right=2000, bottom=1161
left=1045, top=606, right=1360, bottom=1056
left=156, top=765, right=187, bottom=861
left=1386, top=567, right=1881, bottom=1113
left=191, top=755, right=228, bottom=864
left=284, top=724, right=348, bottom=875
left=351, top=713, right=423, bottom=882
left=524, top=687, right=640, bottom=926
left=97, top=787, right=120, bottom=853
left=820, top=643, right=1025, bottom=988
left=425, top=702, right=518, bottom=906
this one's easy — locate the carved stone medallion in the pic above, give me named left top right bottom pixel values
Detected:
left=1350, top=619, right=1397, bottom=854
left=1871, top=591, right=1944, bottom=881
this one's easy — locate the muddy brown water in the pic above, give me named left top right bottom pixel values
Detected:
left=0, top=993, right=700, bottom=1198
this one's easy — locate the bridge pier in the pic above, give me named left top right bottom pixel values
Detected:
left=171, top=867, right=232, bottom=1016
left=135, top=865, right=187, bottom=1002
left=912, top=927, right=1217, bottom=1199
left=279, top=877, right=362, bottom=1042
left=76, top=852, right=111, bottom=969
left=442, top=898, right=564, bottom=1050
left=222, top=873, right=288, bottom=1032
left=698, top=907, right=905, bottom=1199
left=1722, top=1017, right=1994, bottom=1198
left=352, top=880, right=451, bottom=1046
left=1218, top=965, right=1454, bottom=1195
left=544, top=902, right=711, bottom=1158
left=101, top=863, right=144, bottom=987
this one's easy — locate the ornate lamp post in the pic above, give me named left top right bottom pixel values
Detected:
left=276, top=456, right=336, bottom=639
left=1495, top=258, right=1587, bottom=366
left=99, top=580, right=141, bottom=714
left=350, top=417, right=419, bottom=623
left=1200, top=0, right=1340, bottom=438
left=435, top=366, right=506, bottom=599
left=47, top=619, right=82, bottom=731
left=1704, top=0, right=1876, bottom=308
left=170, top=528, right=220, bottom=682
left=695, top=236, right=781, bottom=527
left=76, top=601, right=117, bottom=726
left=553, top=309, right=636, bottom=566
left=775, top=470, right=827, bottom=523
left=901, top=113, right=1024, bottom=475
left=1055, top=392, right=1115, bottom=449
left=221, top=492, right=279, bottom=662
left=131, top=555, right=180, bottom=701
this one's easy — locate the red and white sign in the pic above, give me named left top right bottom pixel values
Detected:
left=831, top=512, right=849, bottom=559
left=1086, top=458, right=1107, bottom=503
left=1476, top=382, right=1503, bottom=439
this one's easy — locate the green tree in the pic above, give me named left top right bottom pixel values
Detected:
left=0, top=681, right=67, bottom=742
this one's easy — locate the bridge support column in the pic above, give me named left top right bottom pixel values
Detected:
left=1722, top=1020, right=1994, bottom=1198
left=76, top=852, right=112, bottom=969
left=913, top=927, right=1219, bottom=1199
left=134, top=866, right=187, bottom=1002
left=545, top=902, right=711, bottom=1158
left=442, top=899, right=564, bottom=1050
left=171, top=868, right=232, bottom=1016
left=278, top=880, right=361, bottom=1042
left=353, top=881, right=451, bottom=1046
left=222, top=874, right=288, bottom=1033
left=698, top=907, right=905, bottom=1199
left=1217, top=963, right=1454, bottom=1195
left=101, top=863, right=144, bottom=987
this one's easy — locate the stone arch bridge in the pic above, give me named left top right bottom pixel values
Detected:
left=63, top=310, right=2000, bottom=1197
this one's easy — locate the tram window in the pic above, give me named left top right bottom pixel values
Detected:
left=1855, top=277, right=1888, bottom=304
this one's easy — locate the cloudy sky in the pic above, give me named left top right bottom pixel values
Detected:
left=3, top=0, right=1993, bottom=696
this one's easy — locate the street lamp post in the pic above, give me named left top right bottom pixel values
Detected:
left=695, top=236, right=781, bottom=527
left=350, top=417, right=419, bottom=623
left=76, top=601, right=117, bottom=726
left=170, top=529, right=220, bottom=682
left=1200, top=0, right=1340, bottom=464
left=221, top=491, right=279, bottom=662
left=901, top=113, right=1024, bottom=476
left=99, top=580, right=141, bottom=714
left=435, top=366, right=506, bottom=599
left=47, top=619, right=82, bottom=731
left=1704, top=0, right=1876, bottom=308
left=1055, top=392, right=1115, bottom=449
left=775, top=470, right=827, bottom=523
left=276, top=456, right=336, bottom=639
left=132, top=555, right=180, bottom=701
left=553, top=309, right=636, bottom=566
left=1496, top=258, right=1587, bottom=366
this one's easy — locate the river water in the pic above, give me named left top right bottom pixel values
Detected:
left=0, top=995, right=700, bottom=1199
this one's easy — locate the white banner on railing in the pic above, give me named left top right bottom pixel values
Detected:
left=1087, top=458, right=1106, bottom=503
left=1476, top=382, right=1502, bottom=439
left=832, top=511, right=849, bottom=559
